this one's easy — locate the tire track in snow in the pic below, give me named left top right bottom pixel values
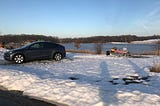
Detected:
left=104, top=57, right=151, bottom=85
left=126, top=58, right=149, bottom=77
left=105, top=57, right=136, bottom=78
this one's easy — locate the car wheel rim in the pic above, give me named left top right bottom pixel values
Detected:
left=54, top=53, right=62, bottom=61
left=14, top=55, right=24, bottom=63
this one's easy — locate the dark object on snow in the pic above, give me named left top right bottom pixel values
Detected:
left=106, top=47, right=130, bottom=57
left=106, top=51, right=110, bottom=56
left=68, top=77, right=79, bottom=80
left=4, top=41, right=66, bottom=64
left=0, top=89, right=61, bottom=106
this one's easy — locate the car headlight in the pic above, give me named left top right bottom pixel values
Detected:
left=7, top=51, right=14, bottom=54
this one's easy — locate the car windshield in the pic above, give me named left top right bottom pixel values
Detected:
left=21, top=42, right=35, bottom=49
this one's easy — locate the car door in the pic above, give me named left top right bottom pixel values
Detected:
left=40, top=42, right=53, bottom=59
left=25, top=43, right=47, bottom=60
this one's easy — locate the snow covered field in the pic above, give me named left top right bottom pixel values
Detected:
left=0, top=48, right=160, bottom=106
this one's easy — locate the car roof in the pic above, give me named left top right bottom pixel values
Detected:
left=31, top=41, right=57, bottom=44
left=22, top=41, right=58, bottom=48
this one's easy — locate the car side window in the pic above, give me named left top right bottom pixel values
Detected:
left=43, top=43, right=54, bottom=49
left=30, top=43, right=43, bottom=49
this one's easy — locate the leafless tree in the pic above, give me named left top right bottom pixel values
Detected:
left=94, top=43, right=103, bottom=54
left=74, top=39, right=81, bottom=49
left=155, top=39, right=160, bottom=55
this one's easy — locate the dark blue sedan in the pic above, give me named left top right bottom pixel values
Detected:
left=4, top=41, right=66, bottom=64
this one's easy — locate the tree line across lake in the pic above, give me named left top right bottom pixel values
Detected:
left=0, top=34, right=160, bottom=45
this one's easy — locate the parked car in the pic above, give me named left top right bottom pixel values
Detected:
left=4, top=41, right=66, bottom=64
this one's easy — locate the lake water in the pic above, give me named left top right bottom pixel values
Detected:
left=62, top=43, right=158, bottom=54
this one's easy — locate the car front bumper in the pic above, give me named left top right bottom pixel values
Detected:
left=4, top=52, right=13, bottom=61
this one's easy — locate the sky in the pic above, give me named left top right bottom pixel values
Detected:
left=0, top=0, right=160, bottom=38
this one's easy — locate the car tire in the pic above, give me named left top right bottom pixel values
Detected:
left=13, top=54, right=24, bottom=64
left=54, top=53, right=62, bottom=61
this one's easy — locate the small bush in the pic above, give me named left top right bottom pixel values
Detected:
left=150, top=64, right=160, bottom=73
left=142, top=50, right=160, bottom=56
left=155, top=50, right=160, bottom=55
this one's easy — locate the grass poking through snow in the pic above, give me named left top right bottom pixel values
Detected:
left=150, top=64, right=160, bottom=73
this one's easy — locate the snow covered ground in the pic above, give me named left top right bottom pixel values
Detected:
left=0, top=48, right=160, bottom=106
left=131, top=39, right=160, bottom=44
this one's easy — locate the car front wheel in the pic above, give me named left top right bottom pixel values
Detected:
left=54, top=53, right=62, bottom=61
left=13, top=54, right=24, bottom=64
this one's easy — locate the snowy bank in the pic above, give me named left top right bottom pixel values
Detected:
left=131, top=39, right=160, bottom=44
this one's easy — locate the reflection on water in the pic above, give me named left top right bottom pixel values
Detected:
left=62, top=43, right=158, bottom=54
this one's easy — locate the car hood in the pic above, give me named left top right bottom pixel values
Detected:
left=8, top=48, right=24, bottom=53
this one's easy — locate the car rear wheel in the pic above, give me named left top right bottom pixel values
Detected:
left=54, top=53, right=62, bottom=61
left=13, top=54, right=24, bottom=64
